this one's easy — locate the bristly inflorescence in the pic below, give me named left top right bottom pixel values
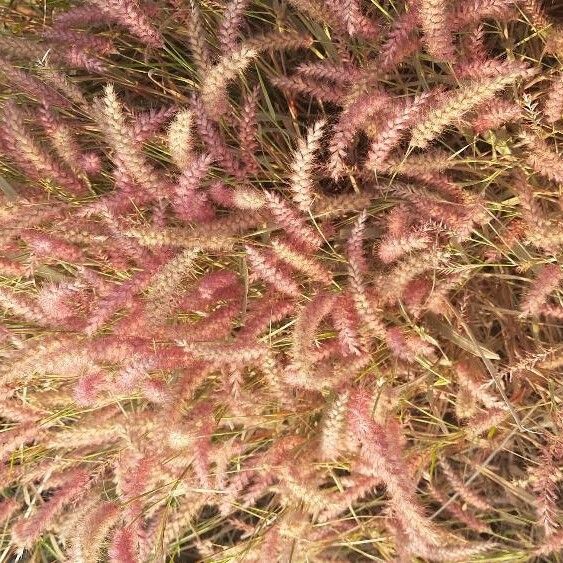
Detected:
left=0, top=0, right=562, bottom=561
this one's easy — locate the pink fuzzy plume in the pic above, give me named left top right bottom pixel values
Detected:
left=0, top=58, right=69, bottom=108
left=521, top=264, right=562, bottom=315
left=329, top=90, right=389, bottom=178
left=84, top=266, right=159, bottom=336
left=52, top=5, right=110, bottom=28
left=173, top=153, right=216, bottom=222
left=385, top=326, right=436, bottom=362
left=238, top=87, right=260, bottom=173
left=470, top=98, right=522, bottom=133
left=451, top=0, right=517, bottom=28
left=296, top=61, right=362, bottom=83
left=0, top=499, right=19, bottom=525
left=0, top=101, right=86, bottom=195
left=347, top=211, right=387, bottom=340
left=289, top=119, right=325, bottom=212
left=73, top=371, right=107, bottom=406
left=378, top=229, right=432, bottom=264
left=325, top=0, right=379, bottom=38
left=544, top=72, right=563, bottom=123
left=245, top=245, right=301, bottom=297
left=191, top=95, right=244, bottom=177
left=196, top=270, right=241, bottom=302
left=89, top=0, right=163, bottom=48
left=209, top=183, right=265, bottom=210
left=43, top=29, right=115, bottom=55
left=263, top=191, right=323, bottom=253
left=109, top=527, right=139, bottom=563
left=522, top=132, right=563, bottom=184
left=59, top=46, right=107, bottom=73
left=36, top=281, right=84, bottom=322
left=271, top=237, right=332, bottom=286
left=21, top=230, right=84, bottom=264
left=367, top=91, right=433, bottom=171
left=0, top=288, right=51, bottom=327
left=219, top=0, right=250, bottom=54
left=418, top=0, right=455, bottom=61
left=347, top=389, right=441, bottom=554
left=80, top=152, right=102, bottom=175
left=237, top=294, right=295, bottom=339
left=132, top=106, right=176, bottom=143
left=331, top=294, right=362, bottom=356
left=378, top=9, right=421, bottom=71
left=270, top=74, right=346, bottom=104
left=12, top=469, right=90, bottom=548
left=461, top=24, right=488, bottom=64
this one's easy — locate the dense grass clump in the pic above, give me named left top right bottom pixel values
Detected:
left=0, top=0, right=562, bottom=561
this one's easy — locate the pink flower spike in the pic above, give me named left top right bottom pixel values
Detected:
left=109, top=527, right=139, bottom=563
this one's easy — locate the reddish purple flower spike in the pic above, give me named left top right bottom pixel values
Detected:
left=329, top=90, right=389, bottom=178
left=378, top=9, right=421, bottom=70
left=0, top=2, right=560, bottom=561
left=109, top=527, right=139, bottom=563
left=12, top=470, right=91, bottom=549
left=219, top=0, right=250, bottom=54
left=545, top=72, right=563, bottom=123
left=52, top=5, right=110, bottom=28
left=0, top=58, right=70, bottom=107
left=521, top=264, right=562, bottom=315
left=418, top=0, right=455, bottom=61
left=238, top=87, right=261, bottom=173
left=133, top=106, right=177, bottom=142
left=470, top=98, right=522, bottom=133
left=43, top=29, right=116, bottom=55
left=1, top=101, right=87, bottom=195
left=367, top=91, right=433, bottom=171
left=245, top=245, right=301, bottom=297
left=324, top=0, right=380, bottom=38
left=90, top=0, right=164, bottom=48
